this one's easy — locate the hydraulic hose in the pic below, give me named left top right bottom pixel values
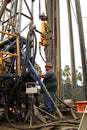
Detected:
left=21, top=28, right=37, bottom=76
left=31, top=30, right=37, bottom=65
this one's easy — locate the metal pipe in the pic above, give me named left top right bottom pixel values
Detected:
left=55, top=0, right=62, bottom=99
left=75, top=0, right=87, bottom=100
left=67, top=0, right=77, bottom=103
left=16, top=0, right=23, bottom=33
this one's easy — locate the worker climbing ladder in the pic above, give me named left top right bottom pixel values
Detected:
left=78, top=105, right=87, bottom=130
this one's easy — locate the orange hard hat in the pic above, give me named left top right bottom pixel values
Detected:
left=45, top=62, right=53, bottom=68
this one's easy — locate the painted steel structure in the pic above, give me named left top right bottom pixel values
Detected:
left=0, top=0, right=87, bottom=129
left=0, top=0, right=87, bottom=115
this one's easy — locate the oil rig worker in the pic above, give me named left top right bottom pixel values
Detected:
left=39, top=62, right=57, bottom=114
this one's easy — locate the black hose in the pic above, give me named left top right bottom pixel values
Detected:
left=32, top=30, right=37, bottom=65
left=39, top=45, right=46, bottom=63
left=21, top=29, right=37, bottom=75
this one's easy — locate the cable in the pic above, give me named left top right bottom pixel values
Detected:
left=39, top=45, right=46, bottom=63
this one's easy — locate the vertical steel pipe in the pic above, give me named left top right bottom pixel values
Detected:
left=55, top=0, right=62, bottom=98
left=75, top=0, right=87, bottom=99
left=67, top=0, right=77, bottom=103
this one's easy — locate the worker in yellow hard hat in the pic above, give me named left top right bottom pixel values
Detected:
left=39, top=62, right=57, bottom=114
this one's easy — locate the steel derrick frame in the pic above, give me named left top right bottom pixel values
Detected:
left=0, top=0, right=33, bottom=39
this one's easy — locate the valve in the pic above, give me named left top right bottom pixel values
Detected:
left=39, top=21, right=48, bottom=47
